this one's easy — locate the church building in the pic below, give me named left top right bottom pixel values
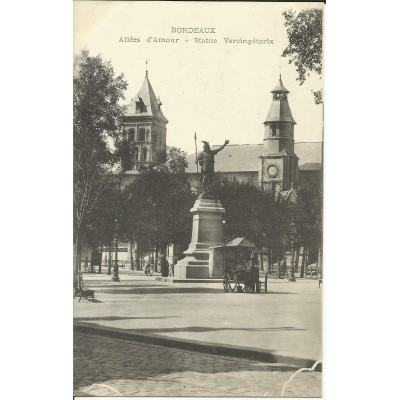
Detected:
left=111, top=73, right=321, bottom=271
left=260, top=75, right=299, bottom=196
left=121, top=70, right=168, bottom=173
left=186, top=75, right=322, bottom=196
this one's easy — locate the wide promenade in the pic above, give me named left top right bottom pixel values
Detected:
left=74, top=270, right=322, bottom=396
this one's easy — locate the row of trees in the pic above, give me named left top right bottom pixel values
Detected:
left=213, top=178, right=322, bottom=271
left=73, top=49, right=322, bottom=277
left=73, top=49, right=194, bottom=275
left=73, top=50, right=128, bottom=275
left=79, top=170, right=322, bottom=275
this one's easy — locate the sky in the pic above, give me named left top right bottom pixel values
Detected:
left=74, top=1, right=324, bottom=155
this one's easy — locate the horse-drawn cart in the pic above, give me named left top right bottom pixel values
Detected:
left=223, top=265, right=263, bottom=293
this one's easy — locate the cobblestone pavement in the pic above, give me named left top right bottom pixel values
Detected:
left=74, top=332, right=322, bottom=397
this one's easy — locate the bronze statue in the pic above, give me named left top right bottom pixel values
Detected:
left=196, top=139, right=229, bottom=196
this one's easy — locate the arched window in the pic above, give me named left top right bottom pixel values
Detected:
left=142, top=147, right=148, bottom=161
left=133, top=147, right=139, bottom=161
left=128, top=128, right=135, bottom=141
left=138, top=128, right=146, bottom=141
left=271, top=123, right=277, bottom=136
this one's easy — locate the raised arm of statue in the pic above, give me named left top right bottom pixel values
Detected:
left=212, top=139, right=230, bottom=154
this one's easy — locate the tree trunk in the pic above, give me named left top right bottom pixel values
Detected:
left=130, top=240, right=134, bottom=270
left=108, top=241, right=112, bottom=275
left=135, top=242, right=140, bottom=270
left=304, top=247, right=309, bottom=275
left=277, top=253, right=281, bottom=279
left=295, top=246, right=300, bottom=273
left=155, top=246, right=159, bottom=273
left=73, top=228, right=82, bottom=277
left=269, top=248, right=273, bottom=274
left=78, top=244, right=82, bottom=273
left=300, top=246, right=305, bottom=278
left=99, top=244, right=103, bottom=274
left=73, top=240, right=79, bottom=277
left=319, top=247, right=323, bottom=278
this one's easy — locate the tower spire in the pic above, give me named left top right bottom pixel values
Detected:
left=145, top=59, right=149, bottom=78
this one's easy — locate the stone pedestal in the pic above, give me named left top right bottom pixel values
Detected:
left=174, top=198, right=225, bottom=279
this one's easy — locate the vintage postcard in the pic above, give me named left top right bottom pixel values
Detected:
left=73, top=1, right=324, bottom=397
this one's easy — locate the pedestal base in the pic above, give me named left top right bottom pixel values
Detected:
left=174, top=198, right=225, bottom=279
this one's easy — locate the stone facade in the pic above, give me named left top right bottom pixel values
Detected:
left=121, top=72, right=168, bottom=171
left=259, top=76, right=299, bottom=196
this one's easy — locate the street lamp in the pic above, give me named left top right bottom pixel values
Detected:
left=288, top=220, right=296, bottom=282
left=112, top=218, right=120, bottom=282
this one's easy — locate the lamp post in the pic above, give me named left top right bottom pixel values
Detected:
left=288, top=220, right=296, bottom=282
left=112, top=218, right=120, bottom=282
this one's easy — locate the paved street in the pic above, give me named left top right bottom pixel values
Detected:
left=74, top=331, right=322, bottom=397
left=74, top=270, right=322, bottom=397
left=74, top=271, right=322, bottom=364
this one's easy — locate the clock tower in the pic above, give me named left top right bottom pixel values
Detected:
left=121, top=70, right=168, bottom=171
left=259, top=75, right=299, bottom=197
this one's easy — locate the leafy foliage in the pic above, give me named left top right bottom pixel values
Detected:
left=84, top=179, right=122, bottom=250
left=73, top=49, right=127, bottom=273
left=212, top=178, right=322, bottom=260
left=212, top=179, right=271, bottom=248
left=282, top=9, right=323, bottom=104
left=115, top=138, right=133, bottom=172
left=293, top=186, right=322, bottom=250
left=121, top=169, right=196, bottom=248
left=164, top=146, right=189, bottom=174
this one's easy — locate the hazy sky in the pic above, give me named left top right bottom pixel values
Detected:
left=74, top=1, right=324, bottom=155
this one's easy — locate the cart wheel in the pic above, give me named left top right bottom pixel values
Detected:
left=223, top=274, right=231, bottom=293
left=244, top=285, right=252, bottom=293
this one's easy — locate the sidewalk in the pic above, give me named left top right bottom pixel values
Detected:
left=74, top=270, right=322, bottom=369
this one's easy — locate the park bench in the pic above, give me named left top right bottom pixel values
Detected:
left=74, top=274, right=95, bottom=302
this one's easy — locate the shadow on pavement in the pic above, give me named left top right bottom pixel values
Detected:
left=133, top=326, right=306, bottom=334
left=74, top=298, right=104, bottom=303
left=96, top=287, right=222, bottom=295
left=74, top=316, right=177, bottom=322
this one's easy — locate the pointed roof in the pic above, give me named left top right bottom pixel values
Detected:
left=264, top=101, right=296, bottom=124
left=125, top=75, right=168, bottom=123
left=264, top=75, right=296, bottom=124
left=271, top=75, right=290, bottom=93
left=226, top=237, right=258, bottom=248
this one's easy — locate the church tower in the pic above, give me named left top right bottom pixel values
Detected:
left=121, top=70, right=168, bottom=171
left=259, top=75, right=299, bottom=196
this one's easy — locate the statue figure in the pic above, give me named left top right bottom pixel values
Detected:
left=196, top=139, right=229, bottom=196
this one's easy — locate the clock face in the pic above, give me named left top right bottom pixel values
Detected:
left=267, top=165, right=279, bottom=178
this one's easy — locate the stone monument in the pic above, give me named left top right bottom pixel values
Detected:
left=174, top=140, right=229, bottom=279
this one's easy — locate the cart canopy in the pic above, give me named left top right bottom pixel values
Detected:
left=226, top=237, right=261, bottom=252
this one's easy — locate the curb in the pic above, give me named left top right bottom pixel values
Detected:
left=74, top=323, right=322, bottom=372
left=155, top=277, right=224, bottom=283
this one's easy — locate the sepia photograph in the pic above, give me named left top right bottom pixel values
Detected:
left=73, top=1, right=324, bottom=397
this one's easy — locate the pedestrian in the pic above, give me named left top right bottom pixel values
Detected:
left=145, top=260, right=153, bottom=277
left=160, top=254, right=169, bottom=277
